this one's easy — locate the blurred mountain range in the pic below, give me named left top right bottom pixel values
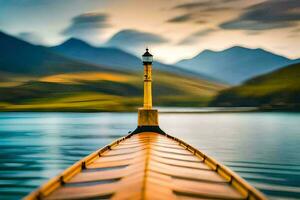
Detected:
left=2, top=30, right=298, bottom=85
left=0, top=31, right=225, bottom=111
left=0, top=30, right=299, bottom=111
left=50, top=38, right=216, bottom=81
left=51, top=38, right=142, bottom=71
left=176, top=46, right=299, bottom=84
left=0, top=32, right=108, bottom=75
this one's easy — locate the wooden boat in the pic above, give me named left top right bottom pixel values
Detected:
left=24, top=49, right=267, bottom=200
left=25, top=131, right=267, bottom=200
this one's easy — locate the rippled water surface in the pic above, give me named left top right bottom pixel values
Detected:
left=0, top=112, right=299, bottom=199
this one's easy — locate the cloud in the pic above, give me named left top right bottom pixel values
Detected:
left=178, top=28, right=217, bottom=45
left=288, top=27, right=300, bottom=38
left=105, top=29, right=168, bottom=52
left=167, top=14, right=192, bottom=23
left=167, top=0, right=236, bottom=24
left=245, top=30, right=262, bottom=36
left=173, top=0, right=240, bottom=11
left=173, top=2, right=211, bottom=10
left=62, top=12, right=110, bottom=36
left=195, top=20, right=207, bottom=24
left=17, top=32, right=44, bottom=44
left=193, top=28, right=217, bottom=37
left=220, top=0, right=300, bottom=30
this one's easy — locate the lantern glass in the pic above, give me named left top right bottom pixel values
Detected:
left=142, top=55, right=153, bottom=63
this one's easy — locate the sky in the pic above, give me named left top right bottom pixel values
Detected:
left=0, top=0, right=299, bottom=63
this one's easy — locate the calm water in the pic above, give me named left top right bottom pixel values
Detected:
left=0, top=112, right=299, bottom=200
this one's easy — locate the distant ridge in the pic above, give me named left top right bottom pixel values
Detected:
left=176, top=46, right=299, bottom=84
left=0, top=31, right=115, bottom=75
left=50, top=38, right=219, bottom=82
left=51, top=38, right=141, bottom=71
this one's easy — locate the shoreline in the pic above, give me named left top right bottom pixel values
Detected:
left=0, top=107, right=299, bottom=113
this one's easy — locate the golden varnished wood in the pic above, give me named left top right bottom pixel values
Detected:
left=24, top=132, right=267, bottom=200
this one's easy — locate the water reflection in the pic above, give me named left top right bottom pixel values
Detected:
left=0, top=112, right=299, bottom=199
left=160, top=112, right=300, bottom=200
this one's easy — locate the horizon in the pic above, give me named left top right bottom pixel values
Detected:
left=1, top=29, right=297, bottom=65
left=0, top=0, right=299, bottom=63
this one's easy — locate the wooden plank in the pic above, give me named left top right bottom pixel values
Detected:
left=88, top=159, right=132, bottom=169
left=172, top=178, right=244, bottom=200
left=149, top=161, right=227, bottom=183
left=150, top=155, right=208, bottom=170
left=151, top=150, right=203, bottom=162
left=44, top=183, right=117, bottom=200
left=68, top=168, right=126, bottom=183
left=152, top=145, right=195, bottom=155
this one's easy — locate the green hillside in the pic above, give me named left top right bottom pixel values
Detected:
left=211, top=62, right=300, bottom=110
left=0, top=70, right=226, bottom=112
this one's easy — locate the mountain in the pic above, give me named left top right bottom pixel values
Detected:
left=210, top=62, right=300, bottom=111
left=51, top=38, right=141, bottom=71
left=0, top=31, right=226, bottom=111
left=51, top=38, right=217, bottom=82
left=0, top=31, right=115, bottom=75
left=176, top=46, right=299, bottom=84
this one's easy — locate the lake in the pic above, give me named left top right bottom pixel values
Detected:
left=0, top=112, right=299, bottom=200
